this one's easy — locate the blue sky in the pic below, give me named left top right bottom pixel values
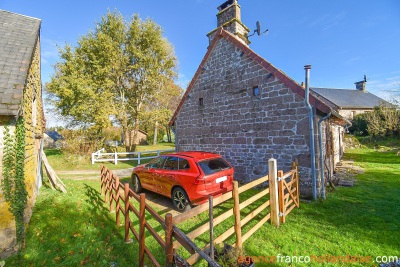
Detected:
left=1, top=0, right=399, bottom=126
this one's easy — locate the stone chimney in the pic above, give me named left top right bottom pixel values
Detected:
left=355, top=75, right=367, bottom=92
left=207, top=0, right=250, bottom=45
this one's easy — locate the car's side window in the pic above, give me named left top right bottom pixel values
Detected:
left=164, top=157, right=179, bottom=170
left=163, top=157, right=190, bottom=171
left=148, top=156, right=167, bottom=169
left=178, top=158, right=190, bottom=170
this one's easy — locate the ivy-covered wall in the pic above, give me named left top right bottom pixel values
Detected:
left=0, top=36, right=44, bottom=257
left=0, top=118, right=16, bottom=254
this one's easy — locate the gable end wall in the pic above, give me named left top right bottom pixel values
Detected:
left=175, top=37, right=319, bottom=196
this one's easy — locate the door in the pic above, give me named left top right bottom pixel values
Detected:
left=141, top=156, right=166, bottom=191
left=155, top=156, right=193, bottom=197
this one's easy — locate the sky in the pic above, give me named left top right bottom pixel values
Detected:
left=1, top=0, right=400, bottom=127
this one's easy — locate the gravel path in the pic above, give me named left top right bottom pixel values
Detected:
left=56, top=168, right=134, bottom=180
left=56, top=168, right=181, bottom=215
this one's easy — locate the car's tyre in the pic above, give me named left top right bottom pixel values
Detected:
left=131, top=174, right=142, bottom=193
left=172, top=187, right=191, bottom=212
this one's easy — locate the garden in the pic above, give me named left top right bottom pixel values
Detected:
left=4, top=137, right=400, bottom=266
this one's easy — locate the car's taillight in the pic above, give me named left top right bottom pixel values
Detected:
left=193, top=176, right=205, bottom=185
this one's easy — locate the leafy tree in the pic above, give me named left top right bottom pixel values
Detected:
left=141, top=79, right=183, bottom=144
left=350, top=106, right=400, bottom=137
left=47, top=10, right=177, bottom=151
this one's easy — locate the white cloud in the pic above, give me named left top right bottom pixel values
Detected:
left=176, top=73, right=191, bottom=90
left=367, top=73, right=400, bottom=101
left=308, top=11, right=347, bottom=32
left=41, top=38, right=61, bottom=65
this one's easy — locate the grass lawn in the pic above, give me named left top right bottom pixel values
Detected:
left=44, top=142, right=175, bottom=171
left=4, top=144, right=399, bottom=266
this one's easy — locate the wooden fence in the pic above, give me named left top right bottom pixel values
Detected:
left=100, top=158, right=299, bottom=266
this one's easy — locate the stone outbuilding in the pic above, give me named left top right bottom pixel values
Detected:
left=43, top=130, right=63, bottom=149
left=169, top=0, right=348, bottom=199
left=0, top=10, right=44, bottom=257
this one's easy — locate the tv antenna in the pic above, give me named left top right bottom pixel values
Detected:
left=248, top=21, right=269, bottom=37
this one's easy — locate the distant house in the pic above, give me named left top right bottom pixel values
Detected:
left=0, top=10, right=44, bottom=257
left=170, top=0, right=348, bottom=198
left=43, top=130, right=63, bottom=149
left=126, top=129, right=148, bottom=145
left=311, top=78, right=390, bottom=120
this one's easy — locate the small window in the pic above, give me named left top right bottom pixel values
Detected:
left=252, top=86, right=260, bottom=96
left=199, top=97, right=204, bottom=106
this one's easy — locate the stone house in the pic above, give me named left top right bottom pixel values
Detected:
left=311, top=77, right=391, bottom=120
left=169, top=0, right=348, bottom=198
left=0, top=10, right=44, bottom=257
left=43, top=130, right=63, bottom=149
left=127, top=129, right=148, bottom=145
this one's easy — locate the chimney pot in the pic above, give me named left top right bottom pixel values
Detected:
left=355, top=76, right=367, bottom=92
left=207, top=0, right=250, bottom=45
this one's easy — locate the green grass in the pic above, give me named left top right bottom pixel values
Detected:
left=5, top=145, right=399, bottom=266
left=44, top=143, right=175, bottom=171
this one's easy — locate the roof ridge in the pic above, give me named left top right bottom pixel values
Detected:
left=0, top=9, right=41, bottom=22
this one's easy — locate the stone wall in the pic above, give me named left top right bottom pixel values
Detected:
left=175, top=36, right=321, bottom=197
left=339, top=109, right=371, bottom=120
left=0, top=36, right=43, bottom=257
left=22, top=37, right=43, bottom=226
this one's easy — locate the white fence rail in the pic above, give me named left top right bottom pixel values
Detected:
left=91, top=148, right=175, bottom=165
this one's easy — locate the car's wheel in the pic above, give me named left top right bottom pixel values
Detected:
left=131, top=174, right=142, bottom=193
left=172, top=187, right=191, bottom=212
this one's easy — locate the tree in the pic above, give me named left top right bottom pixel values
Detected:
left=350, top=105, right=400, bottom=137
left=46, top=10, right=177, bottom=151
left=141, top=79, right=183, bottom=144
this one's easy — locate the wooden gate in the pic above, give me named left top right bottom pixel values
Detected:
left=278, top=162, right=300, bottom=223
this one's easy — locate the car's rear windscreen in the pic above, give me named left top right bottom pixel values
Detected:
left=198, top=158, right=231, bottom=175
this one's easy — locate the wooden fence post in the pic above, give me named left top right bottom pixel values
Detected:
left=124, top=183, right=132, bottom=243
left=268, top=158, right=280, bottom=227
left=115, top=177, right=120, bottom=226
left=278, top=170, right=285, bottom=223
left=109, top=175, right=115, bottom=212
left=295, top=164, right=300, bottom=208
left=100, top=165, right=105, bottom=195
left=139, top=193, right=146, bottom=267
left=165, top=213, right=174, bottom=267
left=104, top=171, right=110, bottom=203
left=232, top=181, right=243, bottom=247
left=209, top=196, right=214, bottom=260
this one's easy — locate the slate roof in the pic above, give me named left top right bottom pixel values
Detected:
left=311, top=87, right=389, bottom=109
left=45, top=131, right=63, bottom=141
left=0, top=10, right=41, bottom=116
left=170, top=27, right=338, bottom=126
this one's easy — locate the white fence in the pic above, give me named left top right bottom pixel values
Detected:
left=91, top=148, right=175, bottom=165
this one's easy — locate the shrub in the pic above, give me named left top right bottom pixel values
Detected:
left=350, top=106, right=400, bottom=137
left=349, top=113, right=369, bottom=136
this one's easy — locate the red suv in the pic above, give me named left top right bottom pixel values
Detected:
left=131, top=151, right=234, bottom=212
